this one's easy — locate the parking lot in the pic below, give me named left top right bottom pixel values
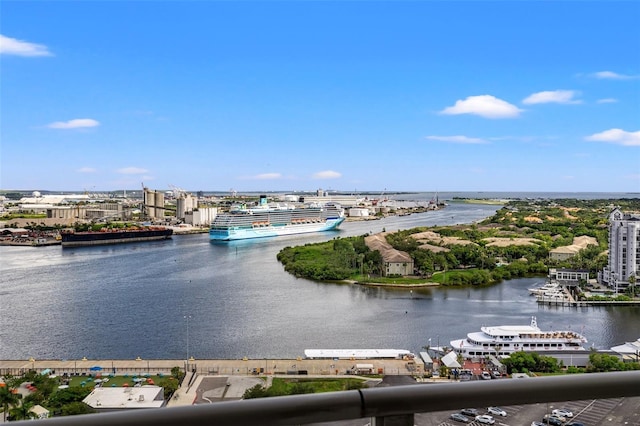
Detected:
left=310, top=396, right=640, bottom=426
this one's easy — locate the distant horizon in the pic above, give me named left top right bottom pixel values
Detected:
left=2, top=188, right=639, bottom=197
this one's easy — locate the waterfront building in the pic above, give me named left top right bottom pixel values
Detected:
left=548, top=268, right=590, bottom=286
left=365, top=233, right=414, bottom=276
left=184, top=207, right=217, bottom=227
left=142, top=187, right=165, bottom=220
left=599, top=208, right=640, bottom=292
left=176, top=193, right=198, bottom=220
left=349, top=207, right=371, bottom=217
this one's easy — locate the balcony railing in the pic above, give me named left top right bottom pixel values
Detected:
left=15, top=370, right=640, bottom=425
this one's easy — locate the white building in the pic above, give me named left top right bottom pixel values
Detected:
left=83, top=386, right=165, bottom=410
left=348, top=207, right=370, bottom=217
left=184, top=207, right=217, bottom=227
left=176, top=194, right=198, bottom=219
left=600, top=208, right=640, bottom=292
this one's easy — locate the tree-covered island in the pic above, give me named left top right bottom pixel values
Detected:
left=277, top=199, right=640, bottom=291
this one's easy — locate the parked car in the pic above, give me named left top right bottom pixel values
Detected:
left=461, top=408, right=479, bottom=417
left=531, top=422, right=546, bottom=426
left=542, top=415, right=564, bottom=426
left=450, top=413, right=470, bottom=423
left=545, top=413, right=567, bottom=423
left=475, top=415, right=496, bottom=424
left=553, top=408, right=574, bottom=418
left=566, top=423, right=585, bottom=426
left=491, top=370, right=502, bottom=378
left=487, top=407, right=507, bottom=417
left=481, top=371, right=492, bottom=380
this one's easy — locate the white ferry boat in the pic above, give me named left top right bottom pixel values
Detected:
left=209, top=195, right=346, bottom=241
left=451, top=316, right=587, bottom=358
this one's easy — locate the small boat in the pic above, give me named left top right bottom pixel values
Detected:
left=528, top=281, right=560, bottom=295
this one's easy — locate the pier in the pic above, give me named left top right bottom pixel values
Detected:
left=535, top=286, right=640, bottom=307
left=0, top=357, right=418, bottom=378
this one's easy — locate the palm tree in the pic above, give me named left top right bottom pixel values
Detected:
left=8, top=399, right=37, bottom=421
left=0, top=385, right=20, bottom=422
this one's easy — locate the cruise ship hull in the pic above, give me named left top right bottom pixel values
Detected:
left=210, top=217, right=345, bottom=241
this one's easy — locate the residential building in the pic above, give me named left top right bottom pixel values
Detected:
left=365, top=233, right=414, bottom=276
left=549, top=235, right=598, bottom=261
left=600, top=208, right=640, bottom=292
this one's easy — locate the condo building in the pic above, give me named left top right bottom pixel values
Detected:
left=599, top=208, right=640, bottom=292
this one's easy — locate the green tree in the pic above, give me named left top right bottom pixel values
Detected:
left=587, top=351, right=625, bottom=372
left=8, top=399, right=37, bottom=421
left=0, top=386, right=20, bottom=422
left=47, top=386, right=92, bottom=415
left=242, top=384, right=268, bottom=399
left=59, top=402, right=95, bottom=416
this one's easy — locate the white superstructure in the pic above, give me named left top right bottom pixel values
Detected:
left=451, top=316, right=587, bottom=358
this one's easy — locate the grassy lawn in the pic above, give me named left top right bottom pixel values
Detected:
left=270, top=378, right=365, bottom=394
left=66, top=373, right=174, bottom=388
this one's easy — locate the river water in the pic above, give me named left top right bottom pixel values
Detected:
left=1, top=202, right=638, bottom=360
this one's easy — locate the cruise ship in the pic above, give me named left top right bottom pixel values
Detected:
left=450, top=317, right=588, bottom=358
left=209, top=196, right=346, bottom=241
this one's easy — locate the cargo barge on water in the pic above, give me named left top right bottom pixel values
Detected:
left=61, top=227, right=173, bottom=247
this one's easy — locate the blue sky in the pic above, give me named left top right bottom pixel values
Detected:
left=2, top=1, right=639, bottom=193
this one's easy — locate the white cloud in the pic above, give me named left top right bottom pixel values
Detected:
left=425, top=135, right=488, bottom=144
left=440, top=95, right=522, bottom=119
left=47, top=118, right=100, bottom=129
left=254, top=173, right=282, bottom=180
left=597, top=98, right=618, bottom=104
left=585, top=129, right=640, bottom=146
left=117, top=167, right=149, bottom=174
left=312, top=170, right=342, bottom=179
left=522, top=90, right=581, bottom=105
left=77, top=167, right=97, bottom=173
left=0, top=34, right=53, bottom=56
left=593, top=71, right=639, bottom=80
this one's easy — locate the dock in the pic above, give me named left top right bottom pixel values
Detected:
left=536, top=286, right=640, bottom=307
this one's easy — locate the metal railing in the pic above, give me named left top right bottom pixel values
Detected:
left=15, top=370, right=640, bottom=425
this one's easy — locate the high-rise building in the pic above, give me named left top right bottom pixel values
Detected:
left=600, top=208, right=640, bottom=292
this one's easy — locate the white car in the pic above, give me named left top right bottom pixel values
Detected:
left=553, top=408, right=574, bottom=418
left=488, top=406, right=507, bottom=417
left=475, top=415, right=496, bottom=424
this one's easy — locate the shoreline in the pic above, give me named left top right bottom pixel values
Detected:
left=344, top=279, right=440, bottom=288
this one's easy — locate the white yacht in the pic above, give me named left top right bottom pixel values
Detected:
left=527, top=281, right=560, bottom=295
left=451, top=317, right=587, bottom=358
